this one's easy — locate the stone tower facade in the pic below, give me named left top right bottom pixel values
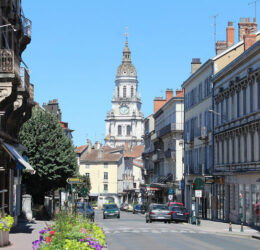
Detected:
left=105, top=40, right=144, bottom=147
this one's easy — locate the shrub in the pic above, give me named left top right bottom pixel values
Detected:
left=0, top=215, right=14, bottom=232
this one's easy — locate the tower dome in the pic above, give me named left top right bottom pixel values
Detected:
left=116, top=40, right=137, bottom=77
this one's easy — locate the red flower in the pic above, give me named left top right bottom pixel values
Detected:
left=49, top=231, right=55, bottom=236
left=46, top=236, right=52, bottom=243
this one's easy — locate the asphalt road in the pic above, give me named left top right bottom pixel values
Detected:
left=95, top=209, right=260, bottom=250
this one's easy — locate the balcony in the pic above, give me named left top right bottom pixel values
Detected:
left=0, top=49, right=20, bottom=76
left=20, top=67, right=30, bottom=90
left=152, top=153, right=159, bottom=162
left=20, top=16, right=32, bottom=52
left=215, top=161, right=260, bottom=173
left=158, top=123, right=183, bottom=137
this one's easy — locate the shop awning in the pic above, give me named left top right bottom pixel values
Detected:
left=1, top=142, right=35, bottom=174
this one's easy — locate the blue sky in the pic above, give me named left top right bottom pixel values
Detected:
left=22, top=0, right=257, bottom=147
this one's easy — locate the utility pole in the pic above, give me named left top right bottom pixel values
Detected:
left=248, top=0, right=259, bottom=21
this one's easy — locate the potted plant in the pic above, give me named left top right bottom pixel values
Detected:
left=0, top=215, right=14, bottom=247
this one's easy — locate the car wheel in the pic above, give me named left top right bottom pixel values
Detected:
left=164, top=221, right=167, bottom=223
left=168, top=221, right=171, bottom=224
left=103, top=215, right=106, bottom=219
left=150, top=219, right=152, bottom=223
left=133, top=211, right=135, bottom=214
left=117, top=215, right=120, bottom=219
left=146, top=219, right=148, bottom=223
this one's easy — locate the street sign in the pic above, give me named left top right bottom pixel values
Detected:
left=80, top=187, right=88, bottom=197
left=195, top=190, right=202, bottom=198
left=67, top=178, right=82, bottom=184
left=194, top=178, right=204, bottom=190
left=169, top=188, right=173, bottom=195
left=168, top=195, right=173, bottom=201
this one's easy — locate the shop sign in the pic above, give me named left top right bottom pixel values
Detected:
left=195, top=190, right=202, bottom=198
left=67, top=178, right=82, bottom=184
left=168, top=195, right=173, bottom=201
left=169, top=188, right=173, bottom=194
left=146, top=187, right=160, bottom=191
left=179, top=180, right=185, bottom=190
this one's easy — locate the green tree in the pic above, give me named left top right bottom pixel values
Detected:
left=75, top=174, right=91, bottom=198
left=19, top=107, right=77, bottom=204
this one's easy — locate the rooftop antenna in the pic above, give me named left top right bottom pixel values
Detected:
left=211, top=14, right=219, bottom=53
left=248, top=0, right=259, bottom=20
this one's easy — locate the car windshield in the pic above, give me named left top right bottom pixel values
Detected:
left=171, top=206, right=187, bottom=212
left=152, top=205, right=168, bottom=210
left=105, top=204, right=118, bottom=209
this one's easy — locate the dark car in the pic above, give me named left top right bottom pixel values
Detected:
left=145, top=203, right=171, bottom=223
left=133, top=204, right=146, bottom=214
left=167, top=202, right=184, bottom=208
left=170, top=206, right=189, bottom=223
left=103, top=204, right=120, bottom=219
left=76, top=202, right=95, bottom=221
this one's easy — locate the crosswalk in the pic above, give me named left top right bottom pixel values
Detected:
left=103, top=227, right=209, bottom=235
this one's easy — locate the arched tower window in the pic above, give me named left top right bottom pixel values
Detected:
left=131, top=86, right=134, bottom=97
left=127, top=125, right=131, bottom=135
left=118, top=125, right=122, bottom=135
left=123, top=86, right=126, bottom=98
left=117, top=86, right=119, bottom=97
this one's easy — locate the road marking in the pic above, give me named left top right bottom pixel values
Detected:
left=151, top=230, right=160, bottom=233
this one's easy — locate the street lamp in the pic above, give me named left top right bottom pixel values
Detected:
left=0, top=23, right=16, bottom=31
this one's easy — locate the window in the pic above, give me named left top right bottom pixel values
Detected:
left=216, top=104, right=219, bottom=126
left=104, top=163, right=108, bottom=168
left=226, top=139, right=229, bottom=164
left=117, top=86, right=119, bottom=97
left=131, top=86, right=134, bottom=97
left=251, top=132, right=254, bottom=162
left=243, top=88, right=247, bottom=115
left=127, top=125, right=131, bottom=135
left=221, top=101, right=224, bottom=124
left=231, top=94, right=234, bottom=120
left=104, top=172, right=108, bottom=180
left=133, top=183, right=136, bottom=189
left=238, top=136, right=240, bottom=162
left=232, top=138, right=235, bottom=163
left=237, top=92, right=240, bottom=118
left=118, top=125, right=122, bottom=135
left=85, top=173, right=90, bottom=178
left=226, top=98, right=229, bottom=122
left=258, top=80, right=260, bottom=109
left=244, top=133, right=247, bottom=162
left=204, top=79, right=208, bottom=98
left=123, top=86, right=126, bottom=98
left=250, top=84, right=254, bottom=113
left=104, top=184, right=108, bottom=192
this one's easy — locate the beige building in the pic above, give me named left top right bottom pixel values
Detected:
left=182, top=18, right=260, bottom=220
left=213, top=38, right=260, bottom=226
left=79, top=142, right=124, bottom=208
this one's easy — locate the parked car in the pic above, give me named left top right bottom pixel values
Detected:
left=127, top=204, right=133, bottom=212
left=120, top=203, right=128, bottom=211
left=167, top=202, right=184, bottom=208
left=145, top=203, right=171, bottom=223
left=170, top=206, right=189, bottom=223
left=133, top=204, right=146, bottom=214
left=103, top=204, right=120, bottom=219
left=76, top=202, right=95, bottom=221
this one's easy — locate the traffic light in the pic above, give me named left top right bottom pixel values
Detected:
left=191, top=182, right=195, bottom=190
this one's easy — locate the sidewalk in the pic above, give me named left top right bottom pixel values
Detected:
left=183, top=219, right=260, bottom=239
left=2, top=219, right=47, bottom=250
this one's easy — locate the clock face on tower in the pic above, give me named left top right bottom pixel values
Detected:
left=120, top=105, right=129, bottom=114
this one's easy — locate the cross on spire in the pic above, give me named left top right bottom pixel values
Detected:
left=125, top=26, right=128, bottom=42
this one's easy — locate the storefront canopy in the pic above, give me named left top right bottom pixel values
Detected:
left=1, top=142, right=35, bottom=174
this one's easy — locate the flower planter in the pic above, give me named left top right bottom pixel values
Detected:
left=0, top=230, right=9, bottom=247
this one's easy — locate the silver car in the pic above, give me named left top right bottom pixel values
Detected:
left=145, top=203, right=171, bottom=223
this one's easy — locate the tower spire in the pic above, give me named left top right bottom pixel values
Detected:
left=122, top=26, right=131, bottom=63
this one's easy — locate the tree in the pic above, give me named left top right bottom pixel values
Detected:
left=75, top=174, right=91, bottom=198
left=19, top=107, right=77, bottom=204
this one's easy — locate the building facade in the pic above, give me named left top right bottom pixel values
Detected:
left=213, top=39, right=260, bottom=227
left=105, top=39, right=144, bottom=147
left=79, top=142, right=124, bottom=208
left=0, top=0, right=34, bottom=222
left=183, top=19, right=260, bottom=220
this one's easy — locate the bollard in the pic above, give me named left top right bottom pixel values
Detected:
left=241, top=223, right=244, bottom=232
left=229, top=222, right=232, bottom=232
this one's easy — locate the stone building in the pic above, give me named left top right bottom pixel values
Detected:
left=0, top=0, right=34, bottom=222
left=105, top=39, right=144, bottom=147
left=213, top=38, right=260, bottom=227
left=182, top=19, right=260, bottom=220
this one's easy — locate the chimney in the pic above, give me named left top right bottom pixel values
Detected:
left=244, top=33, right=257, bottom=51
left=191, top=58, right=201, bottom=74
left=239, top=17, right=257, bottom=41
left=86, top=139, right=92, bottom=153
left=153, top=97, right=166, bottom=113
left=226, top=21, right=235, bottom=47
left=95, top=141, right=101, bottom=150
left=166, top=89, right=173, bottom=101
left=176, top=89, right=184, bottom=97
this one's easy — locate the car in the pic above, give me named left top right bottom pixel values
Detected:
left=145, top=203, right=171, bottom=223
left=170, top=206, right=189, bottom=223
left=103, top=204, right=120, bottom=219
left=127, top=204, right=133, bottom=212
left=167, top=202, right=184, bottom=208
left=120, top=203, right=128, bottom=211
left=76, top=202, right=95, bottom=222
left=133, top=204, right=146, bottom=214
